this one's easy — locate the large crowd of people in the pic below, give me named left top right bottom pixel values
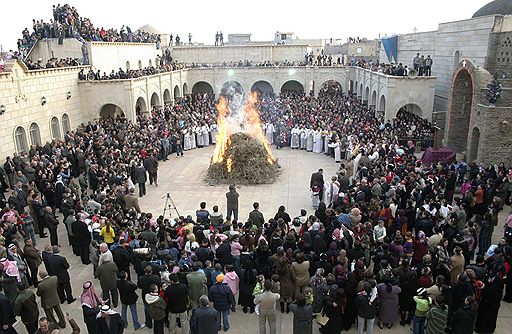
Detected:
left=0, top=88, right=511, bottom=334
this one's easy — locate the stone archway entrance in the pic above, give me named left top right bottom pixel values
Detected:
left=320, top=80, right=342, bottom=94
left=100, top=104, right=125, bottom=119
left=174, top=85, right=181, bottom=99
left=221, top=81, right=244, bottom=98
left=135, top=97, right=147, bottom=115
left=251, top=81, right=274, bottom=95
left=150, top=92, right=160, bottom=107
left=192, top=81, right=214, bottom=95
left=448, top=69, right=473, bottom=153
left=398, top=103, right=423, bottom=118
left=163, top=89, right=171, bottom=105
left=281, top=80, right=304, bottom=94
left=469, top=127, right=480, bottom=162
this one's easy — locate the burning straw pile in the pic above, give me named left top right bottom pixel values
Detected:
left=206, top=132, right=281, bottom=184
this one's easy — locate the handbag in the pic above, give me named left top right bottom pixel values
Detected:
left=316, top=309, right=329, bottom=326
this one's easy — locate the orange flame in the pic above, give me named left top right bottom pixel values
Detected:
left=211, top=93, right=275, bottom=166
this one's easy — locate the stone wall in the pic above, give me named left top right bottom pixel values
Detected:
left=89, top=42, right=160, bottom=73
left=474, top=104, right=512, bottom=165
left=379, top=31, right=436, bottom=67
left=28, top=38, right=84, bottom=63
left=0, top=61, right=87, bottom=158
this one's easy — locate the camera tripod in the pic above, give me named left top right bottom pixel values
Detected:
left=162, top=192, right=180, bottom=219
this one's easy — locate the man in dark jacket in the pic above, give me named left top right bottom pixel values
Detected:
left=117, top=271, right=144, bottom=330
left=165, top=274, right=189, bottom=334
left=113, top=240, right=132, bottom=280
left=23, top=237, right=42, bottom=287
left=133, top=161, right=147, bottom=197
left=190, top=295, right=219, bottom=334
left=248, top=202, right=265, bottom=228
left=97, top=305, right=125, bottom=334
left=14, top=283, right=40, bottom=334
left=310, top=168, right=325, bottom=202
left=96, top=258, right=119, bottom=308
left=208, top=273, right=236, bottom=332
left=44, top=206, right=59, bottom=246
left=46, top=245, right=76, bottom=304
left=137, top=265, right=161, bottom=329
left=225, top=184, right=239, bottom=222
left=143, top=152, right=159, bottom=186
left=72, top=212, right=91, bottom=265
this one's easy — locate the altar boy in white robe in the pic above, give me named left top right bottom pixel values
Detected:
left=183, top=129, right=191, bottom=151
left=306, top=128, right=314, bottom=152
left=264, top=122, right=275, bottom=144
left=313, top=129, right=323, bottom=153
left=210, top=123, right=218, bottom=144
left=201, top=125, right=210, bottom=146
left=291, top=127, right=300, bottom=149
left=300, top=126, right=307, bottom=149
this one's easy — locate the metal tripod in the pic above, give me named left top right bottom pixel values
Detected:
left=162, top=192, right=180, bottom=219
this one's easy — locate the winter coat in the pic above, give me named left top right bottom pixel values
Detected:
left=208, top=283, right=235, bottom=311
left=190, top=306, right=219, bottom=334
left=145, top=293, right=167, bottom=321
left=289, top=302, right=313, bottom=334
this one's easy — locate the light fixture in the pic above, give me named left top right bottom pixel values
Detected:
left=41, top=97, right=47, bottom=106
left=227, top=69, right=234, bottom=76
left=0, top=105, right=5, bottom=115
left=66, top=91, right=72, bottom=100
left=501, top=120, right=509, bottom=132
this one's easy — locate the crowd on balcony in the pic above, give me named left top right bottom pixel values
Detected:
left=16, top=3, right=161, bottom=59
left=24, top=57, right=82, bottom=70
left=351, top=59, right=411, bottom=76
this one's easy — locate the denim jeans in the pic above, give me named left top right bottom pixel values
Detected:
left=143, top=303, right=153, bottom=328
left=412, top=315, right=426, bottom=334
left=121, top=303, right=142, bottom=329
left=24, top=225, right=36, bottom=245
left=357, top=316, right=375, bottom=334
left=217, top=309, right=230, bottom=331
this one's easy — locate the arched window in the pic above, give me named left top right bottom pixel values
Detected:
left=29, top=123, right=41, bottom=146
left=138, top=60, right=143, bottom=70
left=14, top=127, right=28, bottom=153
left=50, top=116, right=61, bottom=140
left=62, top=113, right=70, bottom=134
left=126, top=61, right=130, bottom=71
left=149, top=59, right=152, bottom=67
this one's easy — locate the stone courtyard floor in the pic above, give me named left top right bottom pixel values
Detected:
left=14, top=146, right=512, bottom=334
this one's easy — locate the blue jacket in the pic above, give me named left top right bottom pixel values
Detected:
left=208, top=283, right=235, bottom=311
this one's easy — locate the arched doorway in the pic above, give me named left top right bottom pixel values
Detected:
left=163, top=89, right=171, bottom=105
left=448, top=69, right=473, bottom=153
left=379, top=95, right=386, bottom=114
left=192, top=81, right=214, bottom=95
left=29, top=123, right=41, bottom=146
left=135, top=97, right=147, bottom=115
left=174, top=85, right=181, bottom=99
left=126, top=61, right=130, bottom=71
left=149, top=59, right=152, bottom=67
left=183, top=83, right=189, bottom=96
left=50, top=116, right=61, bottom=140
left=320, top=80, right=342, bottom=94
left=281, top=80, right=304, bottom=94
left=397, top=103, right=423, bottom=118
left=308, top=80, right=315, bottom=96
left=221, top=81, right=244, bottom=98
left=251, top=81, right=274, bottom=95
left=100, top=104, right=125, bottom=119
left=371, top=91, right=377, bottom=106
left=364, top=87, right=370, bottom=101
left=349, top=80, right=354, bottom=93
left=138, top=60, right=143, bottom=70
left=359, top=83, right=363, bottom=98
left=469, top=127, right=480, bottom=162
left=14, top=126, right=28, bottom=153
left=150, top=92, right=160, bottom=107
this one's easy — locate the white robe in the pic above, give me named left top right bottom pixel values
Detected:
left=306, top=129, right=314, bottom=152
left=201, top=126, right=209, bottom=146
left=183, top=130, right=191, bottom=150
left=210, top=124, right=218, bottom=144
left=197, top=127, right=204, bottom=147
left=334, top=142, right=341, bottom=162
left=291, top=128, right=300, bottom=149
left=323, top=133, right=329, bottom=154
left=313, top=131, right=323, bottom=153
left=300, top=129, right=307, bottom=149
left=265, top=123, right=275, bottom=144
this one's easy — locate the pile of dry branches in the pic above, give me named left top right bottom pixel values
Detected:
left=206, top=133, right=281, bottom=184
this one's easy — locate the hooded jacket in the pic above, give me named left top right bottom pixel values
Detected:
left=145, top=293, right=166, bottom=321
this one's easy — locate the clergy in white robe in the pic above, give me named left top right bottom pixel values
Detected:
left=313, top=130, right=323, bottom=153
left=306, top=129, right=314, bottom=152
left=290, top=127, right=300, bottom=149
left=190, top=128, right=197, bottom=149
left=201, top=125, right=210, bottom=146
left=334, top=140, right=341, bottom=162
left=183, top=130, right=191, bottom=151
left=323, top=131, right=330, bottom=154
left=210, top=124, right=218, bottom=144
left=265, top=123, right=275, bottom=144
left=300, top=128, right=307, bottom=149
left=196, top=126, right=204, bottom=147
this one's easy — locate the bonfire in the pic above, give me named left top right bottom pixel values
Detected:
left=206, top=93, right=280, bottom=184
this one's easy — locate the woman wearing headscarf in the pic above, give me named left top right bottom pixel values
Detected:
left=377, top=279, right=402, bottom=329
left=81, top=280, right=103, bottom=334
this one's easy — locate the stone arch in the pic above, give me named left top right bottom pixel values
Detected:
left=100, top=104, right=125, bottom=119
left=364, top=86, right=370, bottom=101
left=192, top=81, right=214, bottom=95
left=163, top=89, right=171, bottom=105
left=251, top=80, right=274, bottom=94
left=359, top=83, right=363, bottom=97
left=319, top=80, right=342, bottom=94
left=150, top=92, right=160, bottom=107
left=371, top=90, right=377, bottom=106
left=126, top=61, right=130, bottom=71
left=453, top=51, right=460, bottom=73
left=379, top=95, right=386, bottom=114
left=349, top=80, right=354, bottom=93
left=183, top=83, right=189, bottom=96
left=281, top=80, right=304, bottom=93
left=308, top=80, right=314, bottom=95
left=469, top=127, right=480, bottom=162
left=135, top=96, right=147, bottom=115
left=174, top=85, right=181, bottom=99
left=397, top=103, right=423, bottom=118
left=29, top=122, right=41, bottom=146
left=14, top=126, right=28, bottom=153
left=221, top=81, right=245, bottom=97
left=447, top=69, right=473, bottom=153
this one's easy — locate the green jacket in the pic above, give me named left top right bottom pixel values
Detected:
left=187, top=271, right=207, bottom=300
left=14, top=289, right=39, bottom=324
left=145, top=293, right=167, bottom=321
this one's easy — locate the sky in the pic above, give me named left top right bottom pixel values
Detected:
left=1, top=0, right=493, bottom=51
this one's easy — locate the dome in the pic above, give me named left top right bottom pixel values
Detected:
left=135, top=24, right=167, bottom=35
left=473, top=0, right=512, bottom=18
